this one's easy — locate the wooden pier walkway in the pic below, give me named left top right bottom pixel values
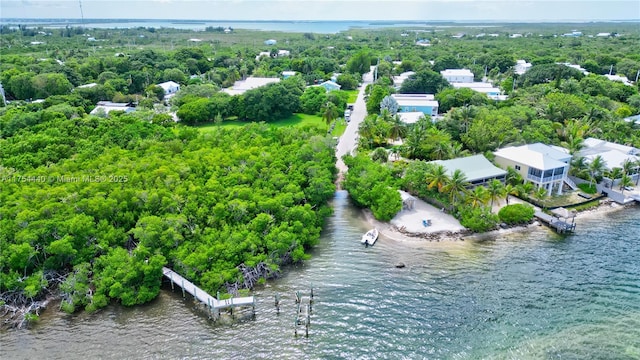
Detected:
left=162, top=267, right=255, bottom=318
left=534, top=211, right=576, bottom=234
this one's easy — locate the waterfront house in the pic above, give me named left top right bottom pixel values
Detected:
left=577, top=138, right=640, bottom=184
left=494, top=143, right=572, bottom=195
left=440, top=69, right=474, bottom=83
left=158, top=81, right=180, bottom=97
left=430, top=154, right=507, bottom=188
left=391, top=94, right=438, bottom=118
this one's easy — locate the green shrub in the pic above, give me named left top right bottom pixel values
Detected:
left=458, top=205, right=499, bottom=233
left=498, top=203, right=535, bottom=225
left=578, top=183, right=597, bottom=194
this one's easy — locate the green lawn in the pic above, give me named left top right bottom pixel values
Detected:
left=344, top=90, right=359, bottom=104
left=331, top=119, right=347, bottom=137
left=195, top=113, right=328, bottom=133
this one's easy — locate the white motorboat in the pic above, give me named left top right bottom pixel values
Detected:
left=361, top=228, right=379, bottom=246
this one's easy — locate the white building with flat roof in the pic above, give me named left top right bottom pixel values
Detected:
left=440, top=69, right=474, bottom=83
left=222, top=77, right=281, bottom=96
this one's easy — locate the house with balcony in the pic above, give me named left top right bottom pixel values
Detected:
left=494, top=143, right=572, bottom=195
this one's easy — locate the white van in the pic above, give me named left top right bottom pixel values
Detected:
left=344, top=109, right=351, bottom=122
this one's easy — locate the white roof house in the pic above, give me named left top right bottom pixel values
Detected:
left=515, top=60, right=532, bottom=75
left=282, top=71, right=297, bottom=79
left=392, top=71, right=415, bottom=89
left=494, top=143, right=572, bottom=195
left=222, top=77, right=281, bottom=96
left=582, top=138, right=639, bottom=156
left=317, top=80, right=341, bottom=92
left=77, top=83, right=98, bottom=89
left=90, top=101, right=135, bottom=115
left=603, top=74, right=633, bottom=86
left=158, top=81, right=180, bottom=96
left=255, top=51, right=271, bottom=60
left=451, top=82, right=507, bottom=100
left=578, top=138, right=640, bottom=172
left=431, top=154, right=508, bottom=187
left=397, top=112, right=427, bottom=124
left=440, top=69, right=474, bottom=83
left=558, top=63, right=590, bottom=75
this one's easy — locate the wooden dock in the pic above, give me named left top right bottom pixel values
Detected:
left=534, top=211, right=576, bottom=234
left=162, top=267, right=255, bottom=319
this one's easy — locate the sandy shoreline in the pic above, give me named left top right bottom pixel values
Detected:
left=362, top=196, right=636, bottom=245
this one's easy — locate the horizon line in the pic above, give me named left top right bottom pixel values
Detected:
left=3, top=18, right=640, bottom=23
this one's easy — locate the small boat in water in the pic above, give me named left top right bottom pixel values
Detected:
left=361, top=228, right=379, bottom=246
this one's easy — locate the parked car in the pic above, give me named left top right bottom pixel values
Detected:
left=347, top=104, right=354, bottom=111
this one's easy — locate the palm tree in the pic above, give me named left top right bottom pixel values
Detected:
left=515, top=182, right=535, bottom=198
left=425, top=164, right=449, bottom=193
left=504, top=183, right=518, bottom=205
left=619, top=173, right=633, bottom=194
left=321, top=101, right=339, bottom=127
left=465, top=186, right=490, bottom=208
left=587, top=155, right=607, bottom=187
left=487, top=179, right=506, bottom=207
left=387, top=113, right=406, bottom=142
left=570, top=156, right=588, bottom=178
left=533, top=187, right=548, bottom=203
left=443, top=169, right=469, bottom=205
left=431, top=141, right=451, bottom=160
left=448, top=142, right=470, bottom=158
left=605, top=167, right=623, bottom=188
left=622, top=159, right=635, bottom=178
left=452, top=105, right=477, bottom=134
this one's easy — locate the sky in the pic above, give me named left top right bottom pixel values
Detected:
left=2, top=0, right=639, bottom=22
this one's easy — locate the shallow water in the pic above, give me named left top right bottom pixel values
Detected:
left=2, top=192, right=640, bottom=359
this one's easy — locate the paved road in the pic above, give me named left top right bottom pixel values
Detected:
left=335, top=67, right=375, bottom=175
